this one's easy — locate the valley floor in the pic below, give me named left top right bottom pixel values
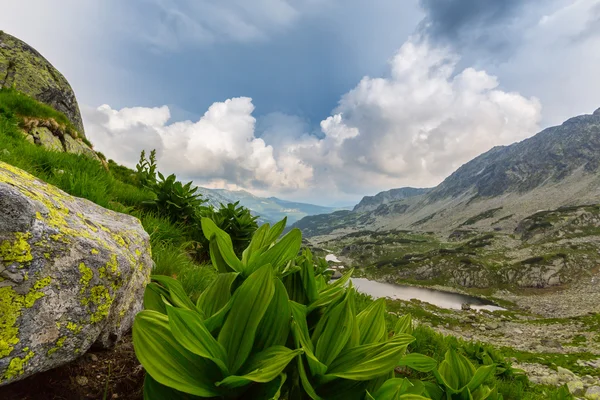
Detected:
left=366, top=269, right=600, bottom=397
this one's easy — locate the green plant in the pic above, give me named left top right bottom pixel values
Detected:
left=193, top=201, right=258, bottom=258
left=144, top=171, right=207, bottom=224
left=136, top=149, right=158, bottom=187
left=133, top=218, right=501, bottom=399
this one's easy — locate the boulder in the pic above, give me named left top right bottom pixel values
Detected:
left=0, top=31, right=85, bottom=137
left=28, top=127, right=63, bottom=152
left=0, top=161, right=152, bottom=385
left=586, top=386, right=600, bottom=400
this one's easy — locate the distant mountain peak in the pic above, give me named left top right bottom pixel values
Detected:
left=594, top=107, right=600, bottom=116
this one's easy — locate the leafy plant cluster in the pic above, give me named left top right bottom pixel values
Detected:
left=133, top=218, right=503, bottom=399
left=135, top=149, right=258, bottom=259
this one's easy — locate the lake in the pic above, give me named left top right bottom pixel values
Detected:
left=351, top=278, right=504, bottom=311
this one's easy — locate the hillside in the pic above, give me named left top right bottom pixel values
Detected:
left=196, top=187, right=345, bottom=224
left=353, top=187, right=431, bottom=212
left=293, top=107, right=600, bottom=239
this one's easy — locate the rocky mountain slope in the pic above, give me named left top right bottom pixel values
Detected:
left=293, top=107, right=600, bottom=239
left=353, top=187, right=431, bottom=212
left=196, top=187, right=345, bottom=224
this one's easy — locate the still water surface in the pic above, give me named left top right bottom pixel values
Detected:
left=351, top=278, right=504, bottom=312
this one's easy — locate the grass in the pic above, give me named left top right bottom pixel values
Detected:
left=0, top=87, right=79, bottom=136
left=0, top=91, right=217, bottom=302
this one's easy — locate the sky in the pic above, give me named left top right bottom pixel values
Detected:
left=2, top=0, right=600, bottom=206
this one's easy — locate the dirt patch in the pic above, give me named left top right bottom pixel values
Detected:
left=0, top=334, right=144, bottom=400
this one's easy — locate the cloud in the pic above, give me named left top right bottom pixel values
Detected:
left=84, top=98, right=313, bottom=191
left=124, top=0, right=328, bottom=51
left=85, top=38, right=541, bottom=200
left=416, top=0, right=542, bottom=58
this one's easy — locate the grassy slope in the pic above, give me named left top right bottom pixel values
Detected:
left=0, top=95, right=215, bottom=300
left=0, top=94, right=570, bottom=399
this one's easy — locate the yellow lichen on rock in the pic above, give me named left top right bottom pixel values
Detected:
left=0, top=232, right=33, bottom=265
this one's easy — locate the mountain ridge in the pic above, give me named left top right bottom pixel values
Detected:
left=292, top=107, right=600, bottom=238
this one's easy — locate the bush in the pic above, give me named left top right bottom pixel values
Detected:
left=192, top=201, right=258, bottom=259
left=143, top=171, right=207, bottom=224
left=133, top=218, right=501, bottom=399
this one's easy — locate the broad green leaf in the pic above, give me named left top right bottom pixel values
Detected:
left=143, top=282, right=168, bottom=314
left=299, top=250, right=319, bottom=303
left=315, top=288, right=356, bottom=366
left=204, top=299, right=233, bottom=332
left=283, top=269, right=309, bottom=304
left=325, top=334, right=415, bottom=381
left=249, top=228, right=302, bottom=273
left=467, top=365, right=496, bottom=392
left=394, top=314, right=412, bottom=335
left=143, top=374, right=202, bottom=400
left=264, top=217, right=287, bottom=245
left=357, top=298, right=387, bottom=345
left=133, top=311, right=221, bottom=397
left=216, top=346, right=302, bottom=389
left=255, top=279, right=291, bottom=351
left=298, top=355, right=324, bottom=400
left=435, top=349, right=477, bottom=393
left=166, top=305, right=229, bottom=374
left=151, top=275, right=196, bottom=311
left=243, top=373, right=287, bottom=400
left=201, top=217, right=245, bottom=273
left=242, top=223, right=270, bottom=265
left=308, top=269, right=354, bottom=312
left=218, top=264, right=275, bottom=373
left=196, top=272, right=238, bottom=317
left=397, top=353, right=438, bottom=372
left=422, top=381, right=444, bottom=400
left=397, top=396, right=430, bottom=400
left=289, top=301, right=327, bottom=376
left=209, top=237, right=230, bottom=273
left=372, top=378, right=413, bottom=399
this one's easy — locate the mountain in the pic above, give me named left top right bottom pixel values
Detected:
left=292, top=107, right=600, bottom=238
left=353, top=187, right=431, bottom=212
left=196, top=187, right=346, bottom=224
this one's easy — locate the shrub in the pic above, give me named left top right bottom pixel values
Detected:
left=143, top=171, right=207, bottom=224
left=192, top=201, right=258, bottom=259
left=133, top=218, right=501, bottom=399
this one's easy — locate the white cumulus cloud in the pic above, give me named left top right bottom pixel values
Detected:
left=84, top=39, right=541, bottom=201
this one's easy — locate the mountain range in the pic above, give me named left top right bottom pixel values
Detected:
left=196, top=187, right=348, bottom=224
left=292, top=107, right=600, bottom=238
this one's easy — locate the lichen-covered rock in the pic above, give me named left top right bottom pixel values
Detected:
left=0, top=31, right=85, bottom=137
left=63, top=135, right=101, bottom=161
left=0, top=161, right=151, bottom=386
left=27, top=127, right=63, bottom=152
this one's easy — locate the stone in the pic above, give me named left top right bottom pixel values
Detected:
left=63, top=135, right=100, bottom=161
left=0, top=32, right=86, bottom=136
left=485, top=321, right=500, bottom=330
left=558, top=366, right=576, bottom=379
left=76, top=375, right=89, bottom=386
left=461, top=303, right=471, bottom=311
left=567, top=380, right=585, bottom=396
left=29, top=127, right=64, bottom=152
left=585, top=386, right=600, bottom=400
left=540, top=338, right=562, bottom=349
left=0, top=162, right=152, bottom=385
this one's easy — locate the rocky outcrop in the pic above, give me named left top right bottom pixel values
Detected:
left=353, top=187, right=430, bottom=213
left=0, top=162, right=152, bottom=385
left=0, top=31, right=85, bottom=137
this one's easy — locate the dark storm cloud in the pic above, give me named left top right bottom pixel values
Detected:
left=417, top=0, right=531, bottom=52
